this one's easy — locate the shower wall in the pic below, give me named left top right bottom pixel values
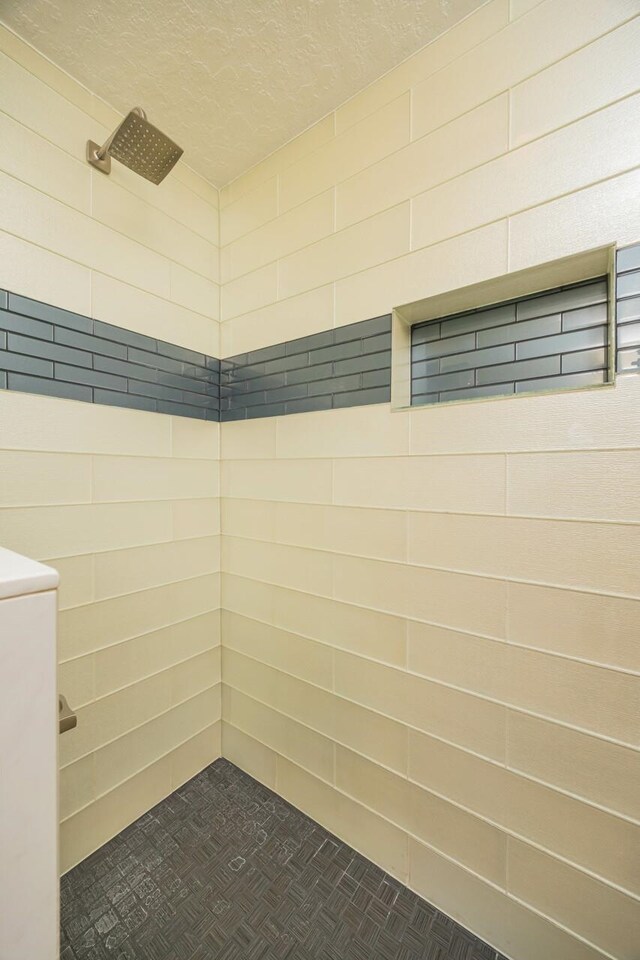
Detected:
left=2, top=3, right=640, bottom=956
left=0, top=25, right=221, bottom=870
left=218, top=3, right=640, bottom=960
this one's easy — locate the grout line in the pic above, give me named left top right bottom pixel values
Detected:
left=217, top=440, right=640, bottom=461
left=88, top=452, right=94, bottom=504
left=0, top=496, right=220, bottom=514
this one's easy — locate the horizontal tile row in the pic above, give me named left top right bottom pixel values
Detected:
left=412, top=277, right=610, bottom=406
left=0, top=289, right=221, bottom=421
left=220, top=314, right=392, bottom=420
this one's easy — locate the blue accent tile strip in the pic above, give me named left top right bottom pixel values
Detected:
left=0, top=290, right=221, bottom=421
left=411, top=276, right=613, bottom=406
left=4, top=243, right=637, bottom=422
left=0, top=290, right=391, bottom=421
left=220, top=314, right=392, bottom=420
left=616, top=242, right=640, bottom=375
left=410, top=242, right=640, bottom=407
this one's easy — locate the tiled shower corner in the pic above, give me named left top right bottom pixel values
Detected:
left=220, top=314, right=392, bottom=420
left=60, top=760, right=506, bottom=960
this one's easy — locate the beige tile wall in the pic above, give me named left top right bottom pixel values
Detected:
left=3, top=2, right=640, bottom=956
left=0, top=24, right=222, bottom=871
left=219, top=0, right=640, bottom=356
left=220, top=386, right=640, bottom=960
left=218, top=3, right=640, bottom=959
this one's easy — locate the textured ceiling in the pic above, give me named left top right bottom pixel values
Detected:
left=1, top=0, right=487, bottom=186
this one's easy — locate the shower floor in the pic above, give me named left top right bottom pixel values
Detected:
left=60, top=759, right=507, bottom=960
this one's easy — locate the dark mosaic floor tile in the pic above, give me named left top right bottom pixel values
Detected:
left=62, top=759, right=502, bottom=960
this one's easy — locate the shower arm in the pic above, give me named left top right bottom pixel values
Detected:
left=87, top=107, right=148, bottom=174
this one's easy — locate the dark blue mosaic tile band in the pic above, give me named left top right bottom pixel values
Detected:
left=0, top=290, right=221, bottom=422
left=220, top=314, right=392, bottom=421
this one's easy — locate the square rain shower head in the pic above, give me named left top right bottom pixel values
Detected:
left=87, top=108, right=183, bottom=185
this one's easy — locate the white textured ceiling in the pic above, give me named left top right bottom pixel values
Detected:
left=1, top=0, right=486, bottom=187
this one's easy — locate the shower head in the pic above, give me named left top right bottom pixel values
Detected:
left=86, top=107, right=183, bottom=185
